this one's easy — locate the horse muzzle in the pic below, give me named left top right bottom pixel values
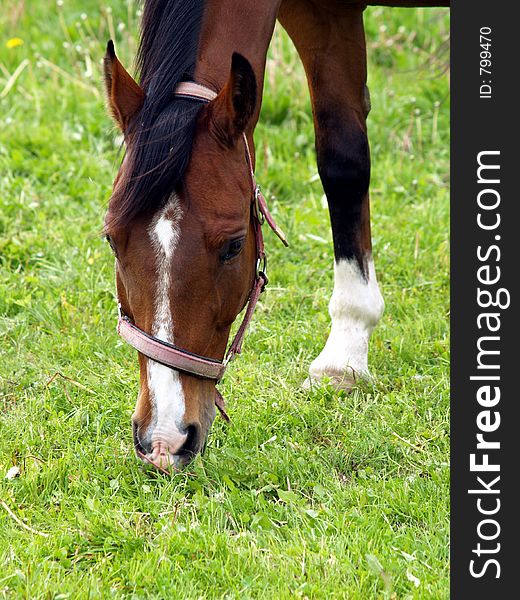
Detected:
left=133, top=421, right=203, bottom=471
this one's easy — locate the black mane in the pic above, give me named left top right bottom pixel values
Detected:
left=109, top=0, right=206, bottom=228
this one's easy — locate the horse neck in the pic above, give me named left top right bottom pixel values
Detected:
left=194, top=0, right=281, bottom=130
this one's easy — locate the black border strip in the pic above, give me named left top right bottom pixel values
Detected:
left=451, top=2, right=518, bottom=596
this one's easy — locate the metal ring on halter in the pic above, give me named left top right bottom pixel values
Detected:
left=256, top=255, right=267, bottom=278
left=256, top=256, right=268, bottom=292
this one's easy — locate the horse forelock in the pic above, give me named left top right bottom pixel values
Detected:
left=107, top=0, right=206, bottom=230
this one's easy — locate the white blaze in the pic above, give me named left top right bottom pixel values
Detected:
left=308, top=256, right=384, bottom=385
left=145, top=199, right=186, bottom=447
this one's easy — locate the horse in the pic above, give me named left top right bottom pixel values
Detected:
left=102, top=0, right=450, bottom=471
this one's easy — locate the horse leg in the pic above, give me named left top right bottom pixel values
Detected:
left=278, top=2, right=384, bottom=389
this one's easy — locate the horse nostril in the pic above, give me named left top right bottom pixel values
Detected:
left=132, top=420, right=150, bottom=455
left=179, top=424, right=200, bottom=457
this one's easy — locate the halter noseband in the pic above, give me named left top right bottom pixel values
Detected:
left=116, top=81, right=288, bottom=395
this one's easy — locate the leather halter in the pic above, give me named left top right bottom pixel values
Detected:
left=117, top=81, right=288, bottom=389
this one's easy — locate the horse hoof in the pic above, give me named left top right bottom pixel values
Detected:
left=303, top=366, right=371, bottom=392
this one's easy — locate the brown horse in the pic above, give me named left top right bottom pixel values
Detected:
left=103, top=0, right=450, bottom=470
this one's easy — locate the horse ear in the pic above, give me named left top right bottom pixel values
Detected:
left=103, top=40, right=145, bottom=132
left=209, top=52, right=257, bottom=145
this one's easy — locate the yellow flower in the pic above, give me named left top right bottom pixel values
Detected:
left=6, top=38, right=24, bottom=49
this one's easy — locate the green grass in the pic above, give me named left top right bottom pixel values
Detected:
left=0, top=2, right=449, bottom=598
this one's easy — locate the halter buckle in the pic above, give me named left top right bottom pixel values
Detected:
left=253, top=186, right=265, bottom=225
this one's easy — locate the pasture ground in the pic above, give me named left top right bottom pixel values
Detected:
left=0, top=2, right=449, bottom=598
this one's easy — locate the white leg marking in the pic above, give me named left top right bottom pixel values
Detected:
left=145, top=198, right=187, bottom=451
left=307, top=257, right=384, bottom=387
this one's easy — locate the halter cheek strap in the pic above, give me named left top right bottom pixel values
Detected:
left=116, top=81, right=288, bottom=390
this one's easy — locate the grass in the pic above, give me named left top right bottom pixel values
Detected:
left=0, top=2, right=449, bottom=598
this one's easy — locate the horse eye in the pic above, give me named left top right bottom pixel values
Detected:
left=105, top=234, right=116, bottom=254
left=220, top=238, right=245, bottom=262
